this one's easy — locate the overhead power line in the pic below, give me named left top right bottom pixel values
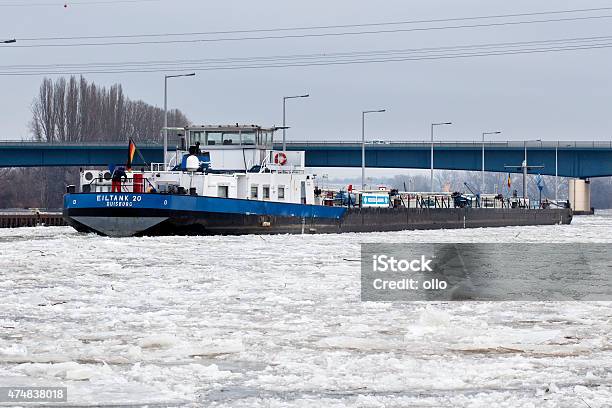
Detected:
left=0, top=0, right=166, bottom=7
left=0, top=35, right=610, bottom=71
left=0, top=38, right=610, bottom=76
left=3, top=10, right=612, bottom=48
left=10, top=6, right=612, bottom=41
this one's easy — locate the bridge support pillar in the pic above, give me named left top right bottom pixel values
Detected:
left=569, top=179, right=593, bottom=214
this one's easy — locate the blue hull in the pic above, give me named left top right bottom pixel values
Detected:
left=63, top=193, right=347, bottom=236
left=63, top=193, right=572, bottom=237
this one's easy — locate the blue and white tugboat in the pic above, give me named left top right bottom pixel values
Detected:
left=63, top=124, right=571, bottom=237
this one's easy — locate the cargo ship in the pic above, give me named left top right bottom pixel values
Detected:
left=63, top=125, right=572, bottom=237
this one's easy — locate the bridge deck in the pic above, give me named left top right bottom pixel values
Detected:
left=0, top=140, right=611, bottom=178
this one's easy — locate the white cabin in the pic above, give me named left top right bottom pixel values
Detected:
left=79, top=125, right=317, bottom=205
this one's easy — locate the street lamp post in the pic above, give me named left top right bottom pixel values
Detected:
left=481, top=131, right=501, bottom=193
left=164, top=73, right=195, bottom=170
left=362, top=109, right=386, bottom=190
left=282, top=94, right=309, bottom=151
left=555, top=141, right=558, bottom=203
left=522, top=139, right=542, bottom=200
left=430, top=122, right=452, bottom=192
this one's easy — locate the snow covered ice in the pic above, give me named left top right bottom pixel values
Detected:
left=0, top=212, right=611, bottom=407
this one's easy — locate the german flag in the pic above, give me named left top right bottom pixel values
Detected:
left=507, top=173, right=512, bottom=189
left=126, top=139, right=136, bottom=171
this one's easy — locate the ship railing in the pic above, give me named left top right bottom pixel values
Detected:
left=272, top=166, right=305, bottom=174
left=405, top=193, right=534, bottom=209
left=261, top=156, right=305, bottom=174
left=150, top=152, right=179, bottom=172
left=84, top=176, right=157, bottom=194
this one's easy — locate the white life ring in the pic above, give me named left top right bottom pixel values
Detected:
left=274, top=152, right=288, bottom=165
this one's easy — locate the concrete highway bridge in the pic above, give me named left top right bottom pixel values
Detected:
left=0, top=139, right=610, bottom=211
left=0, top=140, right=610, bottom=178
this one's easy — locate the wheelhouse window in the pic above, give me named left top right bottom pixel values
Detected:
left=241, top=132, right=256, bottom=145
left=191, top=131, right=205, bottom=145
left=206, top=132, right=222, bottom=145
left=187, top=128, right=267, bottom=147
left=263, top=186, right=270, bottom=199
left=250, top=185, right=258, bottom=199
left=255, top=130, right=273, bottom=146
left=278, top=186, right=285, bottom=200
left=221, top=132, right=239, bottom=145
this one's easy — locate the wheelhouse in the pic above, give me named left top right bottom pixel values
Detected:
left=183, top=125, right=276, bottom=148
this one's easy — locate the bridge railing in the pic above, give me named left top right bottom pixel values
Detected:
left=1, top=139, right=610, bottom=148
left=281, top=140, right=612, bottom=148
left=0, top=140, right=162, bottom=146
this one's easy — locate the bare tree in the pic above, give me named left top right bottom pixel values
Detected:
left=31, top=78, right=55, bottom=142
left=53, top=78, right=67, bottom=142
left=14, top=75, right=192, bottom=209
left=65, top=76, right=80, bottom=142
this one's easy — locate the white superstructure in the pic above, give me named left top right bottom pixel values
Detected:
left=78, top=125, right=317, bottom=205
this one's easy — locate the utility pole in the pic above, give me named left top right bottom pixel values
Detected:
left=282, top=94, right=309, bottom=151
left=555, top=141, right=558, bottom=203
left=362, top=109, right=386, bottom=190
left=430, top=122, right=452, bottom=192
left=481, top=131, right=501, bottom=194
left=164, top=73, right=195, bottom=170
left=523, top=141, right=528, bottom=199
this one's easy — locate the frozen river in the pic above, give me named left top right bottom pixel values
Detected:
left=0, top=212, right=611, bottom=407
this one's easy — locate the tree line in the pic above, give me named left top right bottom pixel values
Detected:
left=0, top=76, right=190, bottom=209
left=30, top=76, right=188, bottom=143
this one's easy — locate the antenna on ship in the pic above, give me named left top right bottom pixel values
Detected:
left=504, top=140, right=544, bottom=200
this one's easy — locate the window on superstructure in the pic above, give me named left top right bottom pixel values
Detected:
left=263, top=186, right=270, bottom=199
left=241, top=132, right=255, bottom=145
left=222, top=132, right=239, bottom=145
left=218, top=185, right=229, bottom=198
left=278, top=186, right=285, bottom=199
left=191, top=131, right=204, bottom=145
left=250, top=185, right=258, bottom=199
left=207, top=132, right=222, bottom=145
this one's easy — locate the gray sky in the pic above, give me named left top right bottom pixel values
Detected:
left=1, top=0, right=612, bottom=143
